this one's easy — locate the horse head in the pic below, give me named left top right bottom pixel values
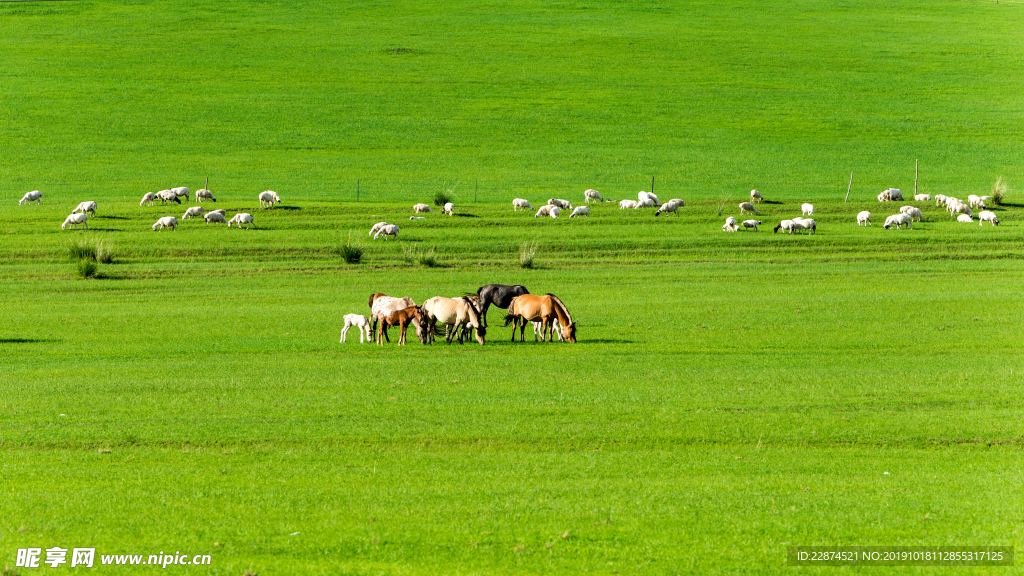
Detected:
left=474, top=325, right=486, bottom=345
left=563, top=322, right=577, bottom=343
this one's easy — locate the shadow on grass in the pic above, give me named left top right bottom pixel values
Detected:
left=454, top=213, right=480, bottom=218
left=269, top=205, right=302, bottom=211
left=0, top=338, right=58, bottom=344
left=99, top=215, right=131, bottom=220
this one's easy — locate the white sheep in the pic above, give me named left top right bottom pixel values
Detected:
left=340, top=314, right=373, bottom=343
left=140, top=192, right=157, bottom=206
left=206, top=209, right=226, bottom=216
left=750, top=189, right=763, bottom=203
left=195, top=188, right=216, bottom=202
left=792, top=217, right=817, bottom=234
left=880, top=188, right=904, bottom=201
left=725, top=216, right=737, bottom=227
left=19, top=191, right=42, bottom=205
left=374, top=224, right=399, bottom=240
left=801, top=203, right=814, bottom=216
left=968, top=195, right=986, bottom=209
left=204, top=211, right=227, bottom=224
left=773, top=219, right=795, bottom=233
left=513, top=198, right=534, bottom=211
left=412, top=203, right=433, bottom=213
left=957, top=214, right=974, bottom=223
left=654, top=201, right=680, bottom=216
left=934, top=194, right=948, bottom=206
left=152, top=216, right=179, bottom=231
left=668, top=198, right=685, bottom=207
left=638, top=191, right=659, bottom=205
left=948, top=201, right=972, bottom=219
left=548, top=198, right=572, bottom=210
left=914, top=193, right=932, bottom=202
left=899, top=206, right=923, bottom=222
left=182, top=206, right=205, bottom=220
left=742, top=219, right=761, bottom=231
left=156, top=189, right=180, bottom=204
left=534, top=205, right=554, bottom=218
left=62, top=213, right=89, bottom=230
left=722, top=222, right=740, bottom=232
left=978, top=210, right=999, bottom=226
left=857, top=211, right=872, bottom=226
left=72, top=201, right=97, bottom=216
left=409, top=216, right=425, bottom=220
left=568, top=206, right=590, bottom=218
left=443, top=202, right=454, bottom=216
left=369, top=222, right=389, bottom=237
left=619, top=199, right=638, bottom=209
left=584, top=189, right=606, bottom=203
left=634, top=198, right=656, bottom=209
left=549, top=206, right=561, bottom=218
left=170, top=187, right=190, bottom=201
left=883, top=213, right=912, bottom=229
left=228, top=213, right=254, bottom=229
left=259, top=191, right=281, bottom=208
left=739, top=201, right=758, bottom=215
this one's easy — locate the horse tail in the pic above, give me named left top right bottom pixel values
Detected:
left=546, top=293, right=573, bottom=325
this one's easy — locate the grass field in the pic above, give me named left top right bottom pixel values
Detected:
left=3, top=0, right=1024, bottom=574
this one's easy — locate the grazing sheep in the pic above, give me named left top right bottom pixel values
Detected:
left=801, top=203, right=814, bottom=216
left=369, top=221, right=389, bottom=237
left=19, top=191, right=43, bottom=205
left=668, top=198, right=685, bottom=207
left=340, top=314, right=373, bottom=343
left=259, top=190, right=281, bottom=208
left=548, top=198, right=572, bottom=210
left=584, top=189, right=606, bottom=203
left=750, top=189, right=763, bottom=203
left=792, top=217, right=817, bottom=234
left=968, top=195, right=986, bottom=209
left=634, top=198, right=656, bottom=209
left=206, top=209, right=226, bottom=216
left=140, top=192, right=157, bottom=206
left=534, top=205, right=554, bottom=218
left=182, top=206, right=205, bottom=220
left=195, top=188, right=216, bottom=202
left=409, top=216, right=425, bottom=220
left=568, top=206, right=590, bottom=218
left=722, top=222, right=740, bottom=232
left=170, top=187, right=190, bottom=201
left=228, top=213, right=254, bottom=229
left=152, top=216, right=178, bottom=231
left=443, top=202, right=454, bottom=216
left=857, top=211, right=872, bottom=226
left=934, top=194, right=948, bottom=206
left=412, top=203, right=433, bottom=214
left=513, top=198, right=534, bottom=211
left=72, top=201, right=97, bottom=216
left=883, top=213, right=913, bottom=229
left=899, top=206, right=923, bottom=222
left=948, top=200, right=972, bottom=219
left=654, top=201, right=680, bottom=216
left=978, top=210, right=999, bottom=226
left=877, top=188, right=904, bottom=202
left=742, top=219, right=761, bottom=231
left=638, top=191, right=659, bottom=205
left=725, top=216, right=737, bottom=227
left=619, top=199, right=638, bottom=209
left=549, top=206, right=561, bottom=218
left=957, top=214, right=974, bottom=223
left=374, top=224, right=399, bottom=240
left=204, top=211, right=227, bottom=224
left=773, top=219, right=795, bottom=233
left=739, top=201, right=758, bottom=215
left=156, top=190, right=181, bottom=204
left=914, top=194, right=932, bottom=202
left=62, top=213, right=89, bottom=230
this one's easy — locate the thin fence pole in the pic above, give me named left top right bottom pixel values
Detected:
left=475, top=179, right=478, bottom=203
left=915, top=160, right=919, bottom=196
left=651, top=175, right=655, bottom=195
left=356, top=179, right=360, bottom=202
left=845, top=171, right=854, bottom=202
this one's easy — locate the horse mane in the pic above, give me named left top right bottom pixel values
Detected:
left=460, top=297, right=481, bottom=326
left=546, top=293, right=573, bottom=325
left=368, top=292, right=384, bottom=308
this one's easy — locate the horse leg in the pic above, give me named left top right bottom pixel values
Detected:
left=399, top=321, right=407, bottom=345
left=520, top=319, right=526, bottom=342
left=341, top=324, right=350, bottom=343
left=480, top=300, right=489, bottom=327
left=510, top=317, right=517, bottom=342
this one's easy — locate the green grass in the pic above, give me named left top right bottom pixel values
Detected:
left=2, top=0, right=1024, bottom=573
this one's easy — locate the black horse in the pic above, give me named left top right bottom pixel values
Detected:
left=472, top=284, right=529, bottom=327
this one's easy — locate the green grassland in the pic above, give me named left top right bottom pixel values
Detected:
left=2, top=0, right=1024, bottom=574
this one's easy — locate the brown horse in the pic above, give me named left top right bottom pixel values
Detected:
left=377, top=305, right=425, bottom=345
left=504, top=294, right=577, bottom=343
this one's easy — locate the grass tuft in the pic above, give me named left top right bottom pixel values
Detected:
left=69, top=241, right=96, bottom=261
left=76, top=260, right=98, bottom=279
left=434, top=190, right=453, bottom=206
left=519, top=241, right=538, bottom=269
left=404, top=245, right=440, bottom=267
left=991, top=176, right=1007, bottom=205
left=336, top=233, right=364, bottom=264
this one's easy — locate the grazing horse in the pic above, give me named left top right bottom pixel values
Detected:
left=421, top=297, right=486, bottom=345
left=474, top=284, right=530, bottom=327
left=369, top=292, right=423, bottom=343
left=505, top=294, right=577, bottom=343
left=376, top=305, right=424, bottom=345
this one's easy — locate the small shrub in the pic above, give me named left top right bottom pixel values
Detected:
left=519, top=241, right=538, bottom=269
left=336, top=233, right=363, bottom=264
left=69, top=241, right=96, bottom=261
left=403, top=245, right=440, bottom=267
left=716, top=199, right=727, bottom=217
left=992, top=176, right=1007, bottom=205
left=76, top=260, right=98, bottom=279
left=96, top=242, right=115, bottom=264
left=434, top=190, right=453, bottom=206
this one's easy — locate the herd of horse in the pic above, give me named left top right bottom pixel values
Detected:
left=367, top=284, right=577, bottom=346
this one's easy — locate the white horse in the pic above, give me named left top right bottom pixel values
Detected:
left=421, top=297, right=486, bottom=345
left=340, top=314, right=372, bottom=343
left=369, top=293, right=424, bottom=343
